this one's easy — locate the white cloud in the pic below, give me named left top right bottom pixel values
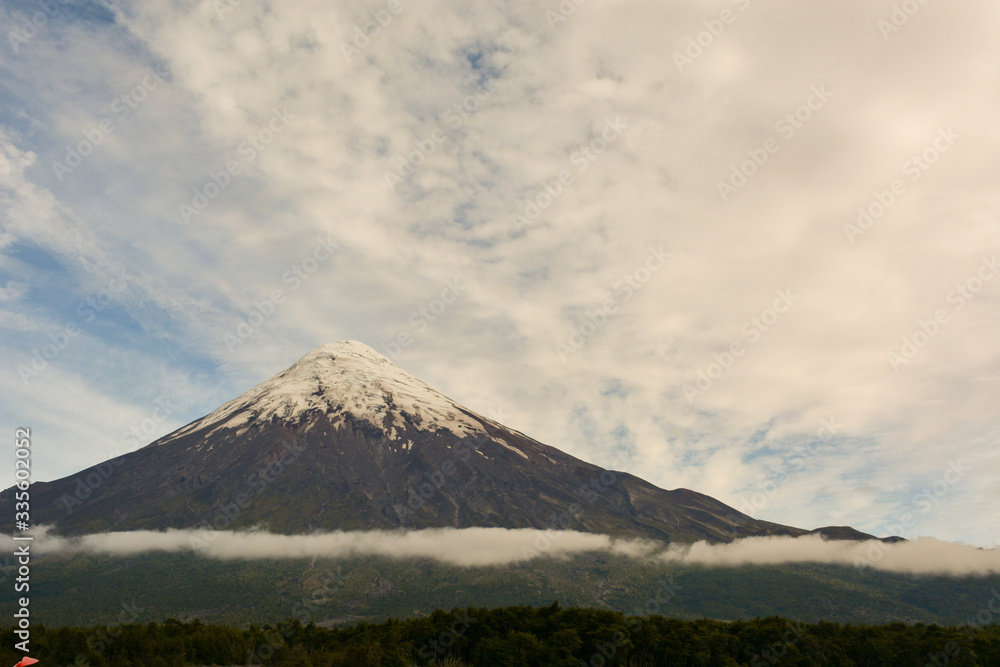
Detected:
left=20, top=527, right=1000, bottom=576
left=660, top=534, right=1000, bottom=577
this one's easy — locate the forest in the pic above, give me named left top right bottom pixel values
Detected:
left=3, top=603, right=1000, bottom=666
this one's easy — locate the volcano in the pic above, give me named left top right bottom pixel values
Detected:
left=3, top=341, right=869, bottom=542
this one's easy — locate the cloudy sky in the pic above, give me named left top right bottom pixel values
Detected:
left=1, top=0, right=998, bottom=546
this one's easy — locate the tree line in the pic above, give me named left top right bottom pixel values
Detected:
left=3, top=602, right=999, bottom=666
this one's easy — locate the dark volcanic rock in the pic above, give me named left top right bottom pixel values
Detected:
left=2, top=341, right=819, bottom=542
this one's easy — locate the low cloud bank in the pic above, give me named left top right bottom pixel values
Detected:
left=25, top=526, right=651, bottom=567
left=659, top=535, right=1000, bottom=576
left=14, top=527, right=1000, bottom=575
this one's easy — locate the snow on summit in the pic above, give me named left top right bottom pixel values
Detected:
left=168, top=341, right=487, bottom=441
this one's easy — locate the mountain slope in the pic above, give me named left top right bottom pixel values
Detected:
left=2, top=342, right=862, bottom=542
left=23, top=550, right=999, bottom=627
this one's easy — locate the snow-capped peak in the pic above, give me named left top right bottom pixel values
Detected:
left=167, top=341, right=487, bottom=441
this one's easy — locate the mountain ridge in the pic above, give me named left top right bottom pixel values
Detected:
left=1, top=341, right=887, bottom=544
